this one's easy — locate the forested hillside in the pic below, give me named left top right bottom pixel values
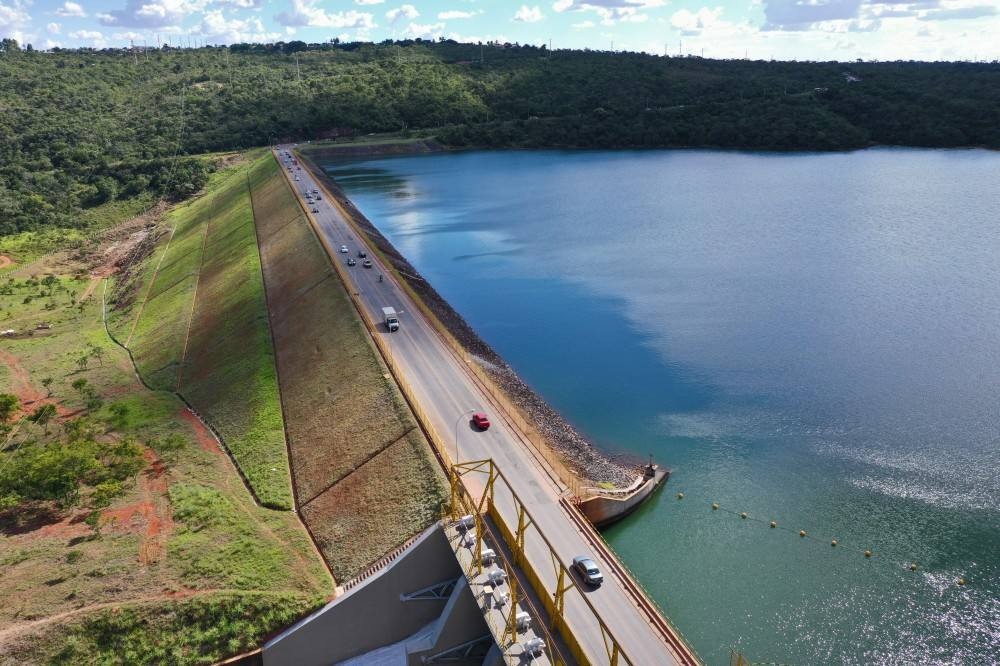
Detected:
left=2, top=38, right=998, bottom=234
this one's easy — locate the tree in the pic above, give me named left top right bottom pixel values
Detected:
left=90, top=345, right=105, bottom=366
left=76, top=355, right=89, bottom=371
left=0, top=394, right=19, bottom=422
left=41, top=377, right=53, bottom=397
left=29, top=403, right=57, bottom=434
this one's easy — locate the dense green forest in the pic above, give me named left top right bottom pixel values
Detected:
left=1, top=38, right=998, bottom=234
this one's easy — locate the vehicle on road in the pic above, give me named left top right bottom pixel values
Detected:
left=311, top=207, right=319, bottom=213
left=315, top=194, right=322, bottom=200
left=362, top=259, right=373, bottom=268
left=358, top=250, right=367, bottom=258
left=312, top=189, right=319, bottom=194
left=294, top=176, right=300, bottom=181
left=340, top=245, right=348, bottom=253
left=472, top=412, right=491, bottom=430
left=572, top=556, right=604, bottom=587
left=382, top=306, right=400, bottom=332
left=347, top=258, right=356, bottom=266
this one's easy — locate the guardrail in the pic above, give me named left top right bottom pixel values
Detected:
left=296, top=152, right=589, bottom=501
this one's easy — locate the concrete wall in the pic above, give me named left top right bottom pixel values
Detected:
left=579, top=466, right=668, bottom=528
left=263, top=524, right=460, bottom=665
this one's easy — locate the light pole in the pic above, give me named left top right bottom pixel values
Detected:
left=454, top=409, right=477, bottom=466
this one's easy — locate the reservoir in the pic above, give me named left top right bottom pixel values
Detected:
left=324, top=148, right=1000, bottom=664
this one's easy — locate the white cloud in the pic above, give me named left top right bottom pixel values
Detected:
left=572, top=19, right=595, bottom=27
left=438, top=9, right=478, bottom=19
left=0, top=0, right=30, bottom=29
left=193, top=9, right=282, bottom=42
left=671, top=6, right=723, bottom=34
left=41, top=38, right=61, bottom=49
left=448, top=30, right=511, bottom=44
left=514, top=4, right=544, bottom=22
left=386, top=4, right=419, bottom=23
left=98, top=0, right=207, bottom=28
left=55, top=1, right=86, bottom=17
left=355, top=0, right=384, bottom=4
left=401, top=20, right=444, bottom=38
left=215, top=0, right=264, bottom=9
left=47, top=21, right=61, bottom=33
left=112, top=30, right=144, bottom=40
left=552, top=0, right=664, bottom=25
left=275, top=0, right=376, bottom=29
left=69, top=28, right=106, bottom=45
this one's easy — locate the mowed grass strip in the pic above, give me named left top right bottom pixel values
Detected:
left=124, top=200, right=207, bottom=390
left=118, top=152, right=294, bottom=510
left=301, top=430, right=447, bottom=581
left=178, top=158, right=291, bottom=510
left=252, top=155, right=447, bottom=578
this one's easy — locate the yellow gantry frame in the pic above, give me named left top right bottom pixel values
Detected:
left=450, top=458, right=634, bottom=666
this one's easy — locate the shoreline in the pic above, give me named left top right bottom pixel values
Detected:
left=297, top=150, right=641, bottom=489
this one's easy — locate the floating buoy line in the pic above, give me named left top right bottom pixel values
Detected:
left=671, top=490, right=969, bottom=587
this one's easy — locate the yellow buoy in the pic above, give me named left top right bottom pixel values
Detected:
left=831, top=540, right=838, bottom=547
left=909, top=563, right=918, bottom=571
left=799, top=530, right=807, bottom=538
left=711, top=503, right=719, bottom=510
left=740, top=512, right=748, bottom=519
left=770, top=521, right=777, bottom=529
left=958, top=578, right=967, bottom=586
left=677, top=492, right=684, bottom=500
left=864, top=550, right=872, bottom=558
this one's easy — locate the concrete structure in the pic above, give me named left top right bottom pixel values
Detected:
left=580, top=464, right=669, bottom=528
left=263, top=525, right=493, bottom=665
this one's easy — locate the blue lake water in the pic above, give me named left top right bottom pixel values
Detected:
left=325, top=148, right=1000, bottom=665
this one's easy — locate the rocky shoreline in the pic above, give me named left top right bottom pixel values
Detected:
left=301, top=155, right=639, bottom=489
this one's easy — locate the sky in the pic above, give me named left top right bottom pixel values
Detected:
left=1, top=0, right=998, bottom=61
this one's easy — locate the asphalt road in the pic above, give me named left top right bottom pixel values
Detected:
left=277, top=148, right=693, bottom=666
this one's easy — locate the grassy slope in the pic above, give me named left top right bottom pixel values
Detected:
left=251, top=155, right=448, bottom=580
left=110, top=153, right=293, bottom=509
left=0, top=251, right=332, bottom=664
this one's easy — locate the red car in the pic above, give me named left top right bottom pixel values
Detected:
left=471, top=412, right=490, bottom=430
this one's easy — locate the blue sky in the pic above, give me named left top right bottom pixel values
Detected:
left=2, top=0, right=997, bottom=60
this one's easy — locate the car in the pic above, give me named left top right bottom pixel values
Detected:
left=311, top=189, right=319, bottom=194
left=294, top=176, right=300, bottom=181
left=315, top=194, right=322, bottom=200
left=572, top=556, right=603, bottom=587
left=347, top=258, right=356, bottom=266
left=357, top=250, right=367, bottom=258
left=339, top=245, right=348, bottom=253
left=471, top=412, right=490, bottom=430
left=311, top=207, right=318, bottom=213
left=362, top=259, right=373, bottom=268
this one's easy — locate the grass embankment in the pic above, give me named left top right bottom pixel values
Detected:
left=0, top=221, right=332, bottom=663
left=109, top=152, right=292, bottom=510
left=251, top=155, right=447, bottom=580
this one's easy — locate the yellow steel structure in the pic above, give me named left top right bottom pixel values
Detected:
left=451, top=458, right=637, bottom=666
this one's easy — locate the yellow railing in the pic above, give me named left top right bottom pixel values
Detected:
left=452, top=459, right=638, bottom=666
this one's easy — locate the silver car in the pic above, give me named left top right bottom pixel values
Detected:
left=572, top=556, right=603, bottom=587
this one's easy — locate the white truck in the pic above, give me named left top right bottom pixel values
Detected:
left=381, top=306, right=400, bottom=332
